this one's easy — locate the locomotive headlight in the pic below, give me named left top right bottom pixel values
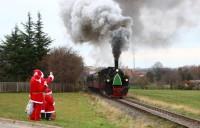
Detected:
left=125, top=78, right=129, bottom=82
left=106, top=79, right=110, bottom=82
left=116, top=69, right=119, bottom=72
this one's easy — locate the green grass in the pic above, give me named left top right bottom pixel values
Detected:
left=0, top=93, right=117, bottom=128
left=129, top=89, right=200, bottom=119
left=0, top=92, right=188, bottom=128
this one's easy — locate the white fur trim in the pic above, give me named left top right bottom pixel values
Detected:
left=44, top=81, right=48, bottom=87
left=45, top=111, right=55, bottom=113
left=41, top=110, right=45, bottom=113
left=30, top=100, right=43, bottom=104
left=45, top=91, right=52, bottom=95
left=34, top=72, right=38, bottom=76
left=33, top=78, right=41, bottom=83
left=41, top=72, right=44, bottom=78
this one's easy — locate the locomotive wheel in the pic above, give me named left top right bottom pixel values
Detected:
left=104, top=85, right=113, bottom=95
left=122, top=87, right=128, bottom=95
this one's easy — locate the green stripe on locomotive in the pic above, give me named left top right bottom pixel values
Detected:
left=112, top=73, right=122, bottom=86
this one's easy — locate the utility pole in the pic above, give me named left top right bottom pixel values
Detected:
left=132, top=46, right=135, bottom=70
left=134, top=50, right=135, bottom=70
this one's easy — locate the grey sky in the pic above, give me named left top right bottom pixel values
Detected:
left=0, top=0, right=200, bottom=68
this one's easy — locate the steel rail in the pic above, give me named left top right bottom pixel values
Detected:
left=116, top=98, right=200, bottom=128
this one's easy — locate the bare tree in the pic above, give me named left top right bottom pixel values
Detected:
left=39, top=47, right=84, bottom=84
left=161, top=69, right=181, bottom=89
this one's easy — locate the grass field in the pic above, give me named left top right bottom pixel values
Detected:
left=129, top=89, right=200, bottom=119
left=0, top=92, right=185, bottom=128
left=0, top=93, right=118, bottom=128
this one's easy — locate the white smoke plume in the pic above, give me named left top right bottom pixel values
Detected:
left=115, top=0, right=200, bottom=47
left=61, top=0, right=132, bottom=61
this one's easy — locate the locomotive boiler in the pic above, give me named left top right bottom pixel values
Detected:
left=87, top=59, right=129, bottom=97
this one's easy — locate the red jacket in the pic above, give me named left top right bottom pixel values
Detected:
left=30, top=77, right=46, bottom=104
left=30, top=76, right=53, bottom=104
left=45, top=93, right=55, bottom=113
left=41, top=94, right=46, bottom=113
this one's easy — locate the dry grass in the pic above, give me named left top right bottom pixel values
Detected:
left=132, top=95, right=200, bottom=116
left=94, top=98, right=134, bottom=128
left=129, top=89, right=200, bottom=119
left=88, top=94, right=182, bottom=128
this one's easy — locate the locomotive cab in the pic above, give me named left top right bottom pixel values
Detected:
left=111, top=68, right=129, bottom=97
left=87, top=59, right=129, bottom=97
left=101, top=67, right=129, bottom=97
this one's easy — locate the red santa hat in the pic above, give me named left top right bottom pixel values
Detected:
left=33, top=69, right=44, bottom=80
left=45, top=87, right=52, bottom=95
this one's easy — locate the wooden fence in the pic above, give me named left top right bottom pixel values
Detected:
left=0, top=82, right=85, bottom=92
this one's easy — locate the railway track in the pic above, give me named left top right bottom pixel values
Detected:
left=116, top=98, right=200, bottom=128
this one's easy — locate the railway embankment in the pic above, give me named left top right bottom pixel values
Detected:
left=128, top=89, right=200, bottom=120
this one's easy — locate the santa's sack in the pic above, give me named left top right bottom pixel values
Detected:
left=25, top=100, right=33, bottom=115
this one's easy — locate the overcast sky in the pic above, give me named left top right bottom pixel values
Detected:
left=0, top=0, right=200, bottom=68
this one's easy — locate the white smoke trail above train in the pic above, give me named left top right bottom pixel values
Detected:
left=115, top=0, right=200, bottom=47
left=61, top=0, right=132, bottom=61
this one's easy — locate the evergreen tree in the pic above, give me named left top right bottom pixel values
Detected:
left=0, top=12, right=53, bottom=81
left=0, top=26, right=24, bottom=81
left=21, top=12, right=38, bottom=79
left=34, top=12, right=52, bottom=62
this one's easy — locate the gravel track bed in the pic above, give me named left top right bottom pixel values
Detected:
left=91, top=92, right=186, bottom=128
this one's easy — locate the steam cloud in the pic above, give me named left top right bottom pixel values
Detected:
left=61, top=0, right=132, bottom=61
left=115, top=0, right=200, bottom=46
left=61, top=0, right=200, bottom=66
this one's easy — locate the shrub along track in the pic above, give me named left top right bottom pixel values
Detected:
left=116, top=97, right=200, bottom=128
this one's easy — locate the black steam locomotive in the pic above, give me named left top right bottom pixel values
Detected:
left=87, top=59, right=129, bottom=97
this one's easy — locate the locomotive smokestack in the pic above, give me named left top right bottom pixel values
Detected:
left=114, top=59, right=118, bottom=69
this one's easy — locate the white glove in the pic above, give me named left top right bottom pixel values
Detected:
left=49, top=72, right=54, bottom=81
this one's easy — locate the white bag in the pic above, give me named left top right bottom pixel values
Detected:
left=25, top=100, right=33, bottom=115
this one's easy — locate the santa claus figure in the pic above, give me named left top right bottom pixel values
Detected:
left=44, top=87, right=56, bottom=120
left=29, top=69, right=54, bottom=121
left=41, top=72, right=54, bottom=120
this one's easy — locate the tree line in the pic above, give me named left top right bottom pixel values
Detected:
left=134, top=62, right=200, bottom=90
left=0, top=13, right=84, bottom=85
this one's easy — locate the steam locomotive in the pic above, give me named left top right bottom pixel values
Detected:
left=87, top=59, right=129, bottom=97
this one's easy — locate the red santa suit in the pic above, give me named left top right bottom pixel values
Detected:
left=44, top=87, right=56, bottom=120
left=41, top=77, right=54, bottom=119
left=29, top=69, right=54, bottom=121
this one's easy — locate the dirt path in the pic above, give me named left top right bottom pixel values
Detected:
left=0, top=118, right=61, bottom=128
